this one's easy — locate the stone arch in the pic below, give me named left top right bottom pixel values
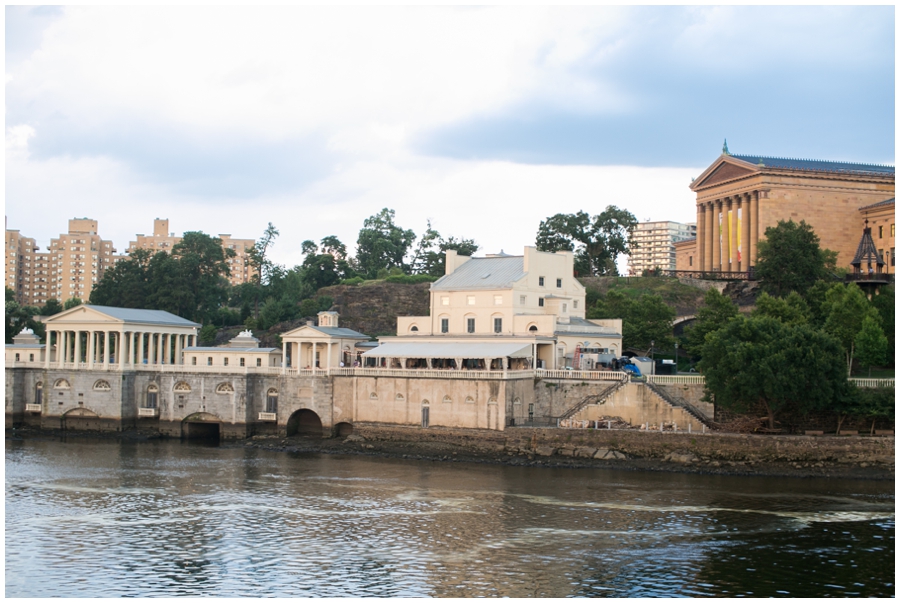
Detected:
left=34, top=382, right=43, bottom=405
left=528, top=324, right=538, bottom=333
left=286, top=409, right=324, bottom=437
left=369, top=391, right=378, bottom=400
left=395, top=393, right=405, bottom=401
left=145, top=383, right=160, bottom=408
left=93, top=379, right=111, bottom=391
left=266, top=388, right=278, bottom=413
left=334, top=422, right=354, bottom=437
left=182, top=412, right=221, bottom=440
left=442, top=395, right=452, bottom=404
left=53, top=378, right=70, bottom=390
left=465, top=396, right=475, bottom=404
left=409, top=324, right=419, bottom=333
left=174, top=381, right=192, bottom=393
left=61, top=407, right=101, bottom=431
left=215, top=382, right=234, bottom=394
left=487, top=396, right=497, bottom=405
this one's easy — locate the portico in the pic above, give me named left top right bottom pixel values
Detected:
left=41, top=305, right=200, bottom=370
left=280, top=311, right=370, bottom=371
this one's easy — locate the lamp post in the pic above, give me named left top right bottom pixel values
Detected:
left=674, top=341, right=679, bottom=374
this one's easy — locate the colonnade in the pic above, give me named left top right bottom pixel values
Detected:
left=695, top=190, right=764, bottom=272
left=282, top=340, right=340, bottom=371
left=45, top=329, right=197, bottom=369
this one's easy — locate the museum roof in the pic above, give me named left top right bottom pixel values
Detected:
left=431, top=256, right=526, bottom=291
left=731, top=155, right=894, bottom=176
left=859, top=198, right=895, bottom=211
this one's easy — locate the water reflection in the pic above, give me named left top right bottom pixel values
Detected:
left=6, top=438, right=894, bottom=597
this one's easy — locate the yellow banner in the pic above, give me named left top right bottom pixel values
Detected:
left=737, top=208, right=742, bottom=263
left=727, top=210, right=733, bottom=264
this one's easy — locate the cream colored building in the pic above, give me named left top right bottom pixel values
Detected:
left=184, top=330, right=282, bottom=370
left=42, top=305, right=200, bottom=370
left=5, top=218, right=126, bottom=306
left=372, top=247, right=622, bottom=370
left=628, top=221, right=696, bottom=275
left=128, top=218, right=258, bottom=286
left=281, top=311, right=371, bottom=370
left=680, top=148, right=894, bottom=274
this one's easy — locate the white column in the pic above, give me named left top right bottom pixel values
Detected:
left=312, top=342, right=318, bottom=369
left=45, top=331, right=53, bottom=368
left=175, top=334, right=182, bottom=365
left=282, top=341, right=287, bottom=373
left=129, top=332, right=136, bottom=366
left=74, top=330, right=82, bottom=366
left=532, top=343, right=537, bottom=369
left=103, top=331, right=110, bottom=368
left=148, top=333, right=156, bottom=365
left=118, top=331, right=125, bottom=369
left=88, top=331, right=95, bottom=369
left=326, top=342, right=332, bottom=369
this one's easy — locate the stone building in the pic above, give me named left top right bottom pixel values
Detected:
left=183, top=329, right=282, bottom=371
left=127, top=218, right=258, bottom=286
left=281, top=311, right=370, bottom=369
left=678, top=145, right=895, bottom=274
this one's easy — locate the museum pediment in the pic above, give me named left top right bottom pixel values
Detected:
left=692, top=157, right=758, bottom=190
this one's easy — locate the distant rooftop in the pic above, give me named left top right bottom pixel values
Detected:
left=859, top=198, right=895, bottom=211
left=432, top=255, right=526, bottom=291
left=731, top=154, right=894, bottom=176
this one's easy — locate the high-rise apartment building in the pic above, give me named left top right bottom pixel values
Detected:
left=628, top=221, right=697, bottom=275
left=128, top=219, right=257, bottom=286
left=5, top=218, right=127, bottom=306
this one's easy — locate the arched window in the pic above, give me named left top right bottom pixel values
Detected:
left=266, top=388, right=278, bottom=413
left=146, top=384, right=159, bottom=409
left=53, top=379, right=70, bottom=390
left=513, top=397, right=522, bottom=406
left=369, top=391, right=378, bottom=400
left=215, top=383, right=234, bottom=394
left=465, top=396, right=475, bottom=404
left=442, top=395, right=452, bottom=404
left=34, top=382, right=43, bottom=405
left=528, top=324, right=538, bottom=333
left=395, top=393, right=405, bottom=401
left=409, top=325, right=419, bottom=332
left=174, top=382, right=191, bottom=393
left=93, top=380, right=111, bottom=391
left=487, top=396, right=497, bottom=405
left=439, top=315, right=450, bottom=334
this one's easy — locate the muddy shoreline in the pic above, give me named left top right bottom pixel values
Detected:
left=6, top=426, right=895, bottom=481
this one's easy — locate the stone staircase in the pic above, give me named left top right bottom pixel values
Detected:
left=558, top=376, right=629, bottom=420
left=644, top=380, right=716, bottom=429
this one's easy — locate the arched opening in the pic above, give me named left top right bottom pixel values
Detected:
left=34, top=382, right=43, bottom=405
left=528, top=325, right=538, bottom=333
left=266, top=388, right=278, bottom=413
left=62, top=407, right=100, bottom=431
left=182, top=412, right=221, bottom=441
left=286, top=409, right=324, bottom=437
left=145, top=383, right=159, bottom=409
left=334, top=422, right=354, bottom=437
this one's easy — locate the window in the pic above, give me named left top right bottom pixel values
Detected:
left=467, top=317, right=475, bottom=333
left=529, top=325, right=538, bottom=333
left=266, top=389, right=278, bottom=413
left=240, top=357, right=245, bottom=367
left=467, top=295, right=475, bottom=305
left=146, top=384, right=158, bottom=409
left=573, top=300, right=578, bottom=309
left=892, top=248, right=896, bottom=267
left=538, top=298, right=544, bottom=307
left=15, top=353, right=20, bottom=362
left=556, top=278, right=562, bottom=288
left=35, top=383, right=42, bottom=405
left=494, top=295, right=502, bottom=305
left=29, top=354, right=34, bottom=362
left=192, top=357, right=197, bottom=365
left=562, top=303, right=567, bottom=313
left=224, top=357, right=229, bottom=366
left=410, top=325, right=419, bottom=332
left=689, top=256, right=693, bottom=266
left=441, top=318, right=449, bottom=333
left=538, top=276, right=545, bottom=286
left=879, top=225, right=884, bottom=239
left=892, top=224, right=895, bottom=237
left=520, top=295, right=526, bottom=304
left=207, top=357, right=213, bottom=366
left=256, top=358, right=262, bottom=367
left=494, top=317, right=502, bottom=333
left=441, top=296, right=449, bottom=306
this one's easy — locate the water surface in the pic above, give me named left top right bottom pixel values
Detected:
left=5, top=438, right=894, bottom=597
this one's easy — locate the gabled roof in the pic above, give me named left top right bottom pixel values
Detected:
left=44, top=305, right=200, bottom=328
left=281, top=324, right=369, bottom=340
left=431, top=256, right=526, bottom=291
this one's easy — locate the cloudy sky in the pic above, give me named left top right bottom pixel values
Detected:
left=6, top=5, right=895, bottom=269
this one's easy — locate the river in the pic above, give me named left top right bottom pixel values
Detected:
left=5, top=437, right=894, bottom=597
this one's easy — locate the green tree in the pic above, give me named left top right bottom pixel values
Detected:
left=355, top=208, right=416, bottom=278
left=409, top=220, right=478, bottom=276
left=63, top=297, right=83, bottom=310
left=683, top=287, right=738, bottom=356
left=199, top=324, right=218, bottom=345
left=823, top=283, right=881, bottom=376
left=246, top=222, right=280, bottom=319
left=870, top=285, right=895, bottom=364
left=855, top=315, right=889, bottom=377
left=751, top=291, right=810, bottom=325
left=536, top=206, right=638, bottom=276
left=300, top=236, right=356, bottom=290
left=89, top=248, right=155, bottom=308
left=165, top=232, right=235, bottom=322
left=754, top=220, right=828, bottom=297
left=5, top=288, right=45, bottom=344
left=700, top=316, right=848, bottom=430
left=854, top=386, right=896, bottom=435
left=40, top=298, right=64, bottom=316
left=588, top=290, right=675, bottom=351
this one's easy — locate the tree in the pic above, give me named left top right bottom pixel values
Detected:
left=754, top=220, right=828, bottom=297
left=245, top=223, right=280, bottom=320
left=854, top=386, right=895, bottom=435
left=536, top=207, right=637, bottom=276
left=40, top=298, right=64, bottom=316
left=409, top=220, right=478, bottom=276
left=751, top=291, right=810, bottom=326
left=870, top=285, right=895, bottom=364
left=588, top=290, right=675, bottom=351
left=5, top=288, right=45, bottom=344
left=355, top=208, right=416, bottom=279
left=700, top=316, right=848, bottom=430
left=64, top=297, right=83, bottom=310
left=683, top=287, right=738, bottom=356
left=823, top=283, right=881, bottom=376
left=855, top=315, right=889, bottom=377
left=89, top=248, right=155, bottom=309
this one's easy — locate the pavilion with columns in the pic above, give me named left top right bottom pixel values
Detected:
left=41, top=305, right=200, bottom=370
left=280, top=311, right=370, bottom=370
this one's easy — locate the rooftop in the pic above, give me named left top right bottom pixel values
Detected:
left=859, top=198, right=895, bottom=211
left=431, top=255, right=526, bottom=291
left=731, top=154, right=894, bottom=176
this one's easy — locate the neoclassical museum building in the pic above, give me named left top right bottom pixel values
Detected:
left=676, top=145, right=895, bottom=274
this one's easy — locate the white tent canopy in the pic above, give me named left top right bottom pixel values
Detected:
left=362, top=341, right=533, bottom=358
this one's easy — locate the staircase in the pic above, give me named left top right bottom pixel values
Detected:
left=645, top=381, right=716, bottom=429
left=558, top=376, right=629, bottom=420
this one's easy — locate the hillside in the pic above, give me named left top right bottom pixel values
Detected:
left=317, top=281, right=432, bottom=337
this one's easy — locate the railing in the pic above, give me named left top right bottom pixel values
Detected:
left=646, top=375, right=705, bottom=385
left=535, top=369, right=627, bottom=381
left=137, top=407, right=158, bottom=417
left=328, top=368, right=536, bottom=380
left=645, top=380, right=715, bottom=428
left=659, top=269, right=755, bottom=281
left=850, top=378, right=895, bottom=388
left=25, top=404, right=42, bottom=412
left=258, top=412, right=277, bottom=421
left=845, top=273, right=894, bottom=284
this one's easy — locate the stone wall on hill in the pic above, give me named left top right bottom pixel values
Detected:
left=318, top=282, right=432, bottom=337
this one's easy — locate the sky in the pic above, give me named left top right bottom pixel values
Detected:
left=5, top=5, right=895, bottom=270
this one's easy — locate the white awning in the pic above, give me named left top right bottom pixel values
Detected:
left=362, top=341, right=533, bottom=358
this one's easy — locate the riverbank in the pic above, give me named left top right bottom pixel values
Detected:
left=7, top=424, right=894, bottom=480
